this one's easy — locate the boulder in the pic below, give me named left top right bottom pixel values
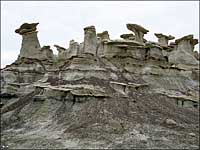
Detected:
left=165, top=118, right=177, bottom=125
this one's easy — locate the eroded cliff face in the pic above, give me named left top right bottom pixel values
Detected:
left=1, top=23, right=199, bottom=149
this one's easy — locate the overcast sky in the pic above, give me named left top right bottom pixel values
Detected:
left=1, top=1, right=199, bottom=68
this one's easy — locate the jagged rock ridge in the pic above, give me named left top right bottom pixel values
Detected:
left=0, top=22, right=199, bottom=149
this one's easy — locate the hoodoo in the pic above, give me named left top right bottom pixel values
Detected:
left=1, top=22, right=199, bottom=149
left=16, top=22, right=53, bottom=61
left=154, top=33, right=175, bottom=47
left=83, top=25, right=98, bottom=55
left=126, top=23, right=149, bottom=44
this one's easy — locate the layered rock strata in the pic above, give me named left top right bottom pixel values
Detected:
left=1, top=22, right=199, bottom=149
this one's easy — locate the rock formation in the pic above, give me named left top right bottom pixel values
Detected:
left=175, top=34, right=198, bottom=53
left=168, top=34, right=199, bottom=65
left=83, top=25, right=98, bottom=55
left=68, top=40, right=80, bottom=58
left=193, top=51, right=199, bottom=60
left=15, top=23, right=39, bottom=35
left=15, top=23, right=52, bottom=61
left=154, top=33, right=175, bottom=47
left=97, top=31, right=110, bottom=40
left=1, top=22, right=199, bottom=149
left=40, top=45, right=54, bottom=60
left=120, top=33, right=135, bottom=40
left=126, top=23, right=149, bottom=44
left=54, top=44, right=68, bottom=61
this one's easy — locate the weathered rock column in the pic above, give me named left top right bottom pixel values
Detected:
left=40, top=46, right=54, bottom=60
left=83, top=25, right=97, bottom=55
left=15, top=23, right=43, bottom=59
left=54, top=45, right=67, bottom=61
left=97, top=31, right=110, bottom=40
left=168, top=35, right=199, bottom=65
left=96, top=31, right=110, bottom=57
left=126, top=23, right=149, bottom=44
left=67, top=40, right=80, bottom=58
left=154, top=33, right=175, bottom=47
left=175, top=35, right=198, bottom=54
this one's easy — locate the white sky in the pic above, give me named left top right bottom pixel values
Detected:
left=1, top=1, right=199, bottom=68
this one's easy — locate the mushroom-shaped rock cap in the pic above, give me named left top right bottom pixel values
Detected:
left=97, top=31, right=110, bottom=39
left=154, top=33, right=175, bottom=40
left=54, top=44, right=67, bottom=52
left=69, top=39, right=79, bottom=46
left=126, top=23, right=149, bottom=34
left=97, top=31, right=108, bottom=37
left=191, top=39, right=198, bottom=46
left=120, top=33, right=135, bottom=39
left=84, top=25, right=96, bottom=31
left=41, top=45, right=51, bottom=50
left=15, top=22, right=39, bottom=35
left=175, top=34, right=194, bottom=44
left=70, top=39, right=75, bottom=44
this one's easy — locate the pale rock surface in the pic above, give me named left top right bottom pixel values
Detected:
left=40, top=46, right=54, bottom=61
left=1, top=22, right=199, bottom=150
left=146, top=43, right=164, bottom=60
left=154, top=33, right=175, bottom=47
left=67, top=40, right=80, bottom=58
left=54, top=44, right=68, bottom=61
left=120, top=33, right=135, bottom=40
left=165, top=118, right=177, bottom=125
left=97, top=31, right=110, bottom=40
left=126, top=23, right=149, bottom=44
left=168, top=35, right=199, bottom=65
left=16, top=23, right=51, bottom=60
left=83, top=25, right=98, bottom=55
